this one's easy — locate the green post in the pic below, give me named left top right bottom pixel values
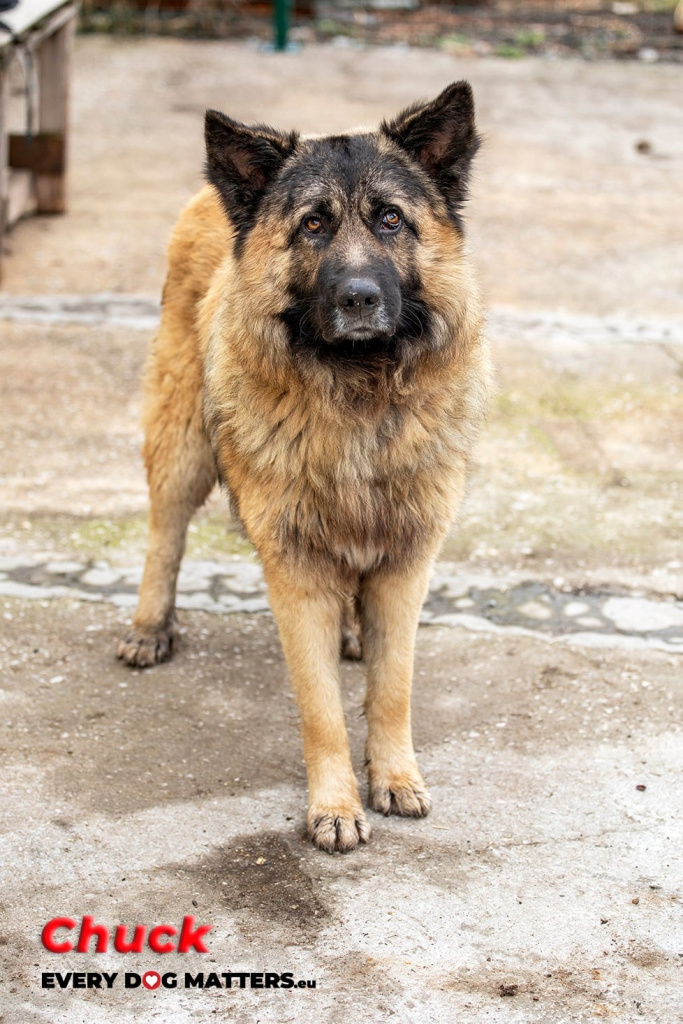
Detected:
left=274, top=0, right=289, bottom=51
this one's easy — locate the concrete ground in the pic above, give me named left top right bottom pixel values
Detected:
left=1, top=37, right=682, bottom=1024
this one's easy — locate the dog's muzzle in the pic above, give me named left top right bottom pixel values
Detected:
left=325, top=272, right=399, bottom=343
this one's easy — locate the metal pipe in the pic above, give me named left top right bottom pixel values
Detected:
left=273, top=0, right=289, bottom=51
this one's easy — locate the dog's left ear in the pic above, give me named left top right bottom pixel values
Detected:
left=205, top=110, right=298, bottom=232
left=382, top=81, right=480, bottom=217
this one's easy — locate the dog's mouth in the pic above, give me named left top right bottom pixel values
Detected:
left=281, top=292, right=431, bottom=362
left=281, top=299, right=400, bottom=352
left=324, top=310, right=397, bottom=345
left=322, top=332, right=400, bottom=361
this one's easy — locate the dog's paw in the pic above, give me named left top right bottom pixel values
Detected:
left=369, top=769, right=432, bottom=818
left=341, top=631, right=363, bottom=661
left=308, top=806, right=371, bottom=853
left=117, top=624, right=176, bottom=667
left=340, top=597, right=363, bottom=661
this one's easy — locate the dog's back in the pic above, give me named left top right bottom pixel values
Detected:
left=154, top=185, right=231, bottom=365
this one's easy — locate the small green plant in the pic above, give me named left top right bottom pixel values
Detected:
left=439, top=32, right=469, bottom=48
left=316, top=19, right=356, bottom=38
left=494, top=43, right=524, bottom=58
left=513, top=28, right=546, bottom=48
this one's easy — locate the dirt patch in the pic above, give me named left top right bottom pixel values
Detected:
left=181, top=832, right=330, bottom=933
left=0, top=598, right=305, bottom=821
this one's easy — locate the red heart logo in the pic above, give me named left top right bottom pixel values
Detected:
left=142, top=971, right=161, bottom=990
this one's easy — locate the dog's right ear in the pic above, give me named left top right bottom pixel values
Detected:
left=205, top=110, right=298, bottom=231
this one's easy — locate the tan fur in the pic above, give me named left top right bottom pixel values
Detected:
left=118, top=178, right=490, bottom=852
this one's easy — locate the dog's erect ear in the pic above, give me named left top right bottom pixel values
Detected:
left=205, top=110, right=298, bottom=231
left=382, top=81, right=480, bottom=218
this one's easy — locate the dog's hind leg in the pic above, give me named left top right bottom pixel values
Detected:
left=117, top=328, right=216, bottom=667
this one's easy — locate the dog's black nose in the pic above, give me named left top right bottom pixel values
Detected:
left=337, top=278, right=382, bottom=314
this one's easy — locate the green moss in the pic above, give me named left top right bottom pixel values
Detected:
left=316, top=19, right=355, bottom=38
left=514, top=28, right=546, bottom=48
left=0, top=509, right=255, bottom=565
left=493, top=378, right=677, bottom=428
left=438, top=33, right=469, bottom=50
left=494, top=44, right=524, bottom=59
left=72, top=515, right=148, bottom=553
left=537, top=386, right=595, bottom=420
left=526, top=423, right=561, bottom=458
left=186, top=514, right=256, bottom=559
left=636, top=0, right=676, bottom=10
left=441, top=467, right=683, bottom=565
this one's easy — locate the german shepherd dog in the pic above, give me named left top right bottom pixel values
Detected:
left=118, top=82, right=490, bottom=853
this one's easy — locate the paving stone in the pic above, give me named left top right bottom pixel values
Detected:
left=176, top=569, right=214, bottom=593
left=44, top=561, right=87, bottom=575
left=431, top=572, right=504, bottom=600
left=118, top=568, right=143, bottom=586
left=109, top=593, right=138, bottom=609
left=80, top=568, right=123, bottom=588
left=563, top=601, right=592, bottom=617
left=219, top=565, right=264, bottom=591
left=231, top=598, right=271, bottom=614
left=0, top=555, right=38, bottom=571
left=176, top=593, right=227, bottom=613
left=517, top=600, right=553, bottom=621
left=220, top=578, right=263, bottom=595
left=0, top=581, right=69, bottom=601
left=576, top=616, right=606, bottom=629
left=603, top=597, right=683, bottom=632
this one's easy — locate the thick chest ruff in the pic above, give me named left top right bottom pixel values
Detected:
left=202, top=350, right=485, bottom=577
left=201, top=282, right=487, bottom=576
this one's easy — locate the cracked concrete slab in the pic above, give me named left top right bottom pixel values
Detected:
left=1, top=598, right=682, bottom=1023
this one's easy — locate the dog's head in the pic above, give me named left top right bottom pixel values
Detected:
left=205, top=83, right=480, bottom=362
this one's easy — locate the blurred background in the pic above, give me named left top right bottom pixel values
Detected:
left=1, top=0, right=681, bottom=589
left=76, top=0, right=683, bottom=60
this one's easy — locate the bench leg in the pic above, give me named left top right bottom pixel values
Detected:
left=0, top=69, right=9, bottom=280
left=35, top=13, right=75, bottom=214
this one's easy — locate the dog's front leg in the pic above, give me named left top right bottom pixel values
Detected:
left=263, top=560, right=370, bottom=853
left=361, top=561, right=433, bottom=818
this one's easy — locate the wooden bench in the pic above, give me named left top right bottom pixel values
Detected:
left=0, top=0, right=77, bottom=278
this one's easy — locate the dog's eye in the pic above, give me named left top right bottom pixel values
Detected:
left=380, top=209, right=402, bottom=233
left=303, top=216, right=324, bottom=235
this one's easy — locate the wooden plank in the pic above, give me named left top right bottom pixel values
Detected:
left=18, top=5, right=77, bottom=52
left=35, top=13, right=74, bottom=213
left=0, top=64, right=8, bottom=281
left=9, top=132, right=65, bottom=174
left=0, top=0, right=73, bottom=45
